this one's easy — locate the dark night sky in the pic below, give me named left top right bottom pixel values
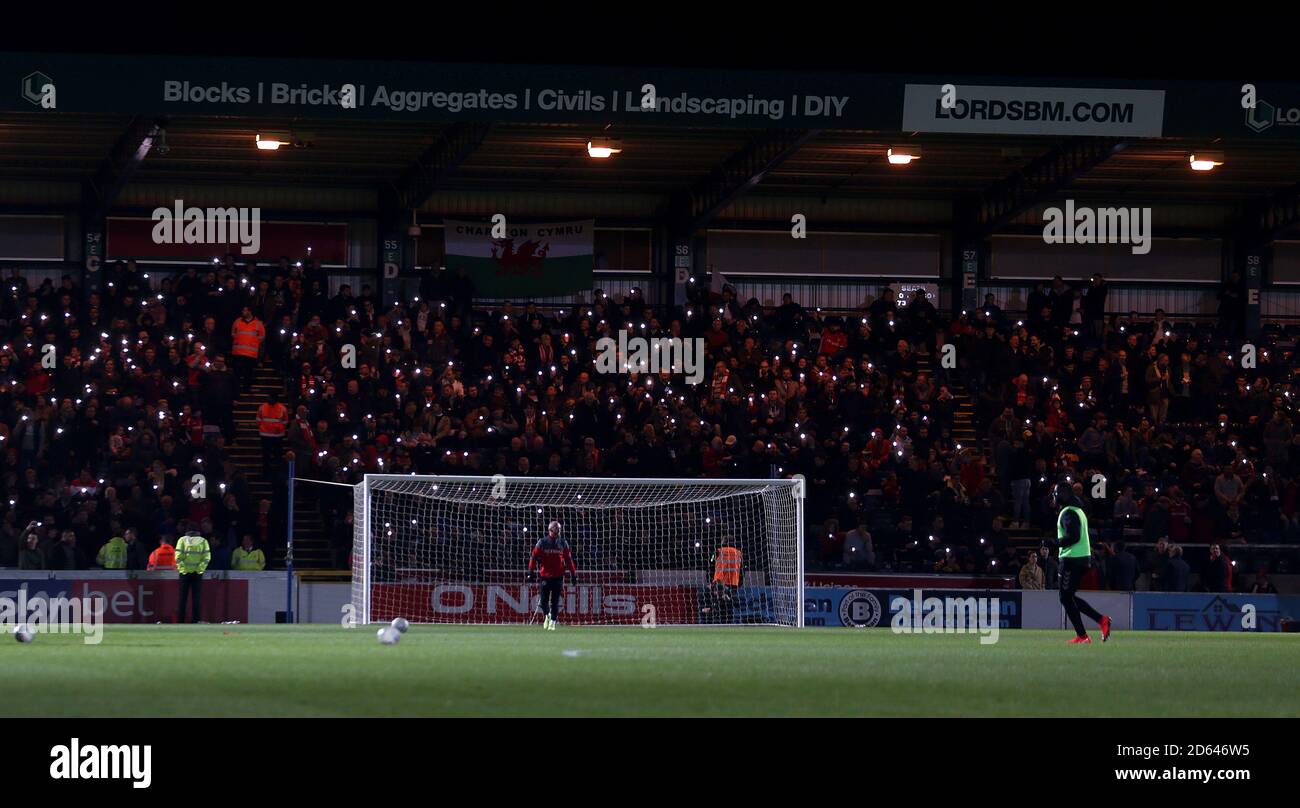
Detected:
left=2, top=10, right=1297, bottom=82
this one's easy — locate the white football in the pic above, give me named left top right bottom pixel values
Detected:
left=13, top=624, right=34, bottom=643
left=376, top=626, right=401, bottom=645
left=391, top=617, right=410, bottom=633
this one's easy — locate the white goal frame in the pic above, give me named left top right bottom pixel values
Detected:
left=352, top=474, right=805, bottom=627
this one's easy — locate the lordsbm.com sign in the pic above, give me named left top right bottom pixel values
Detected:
left=902, top=84, right=1165, bottom=137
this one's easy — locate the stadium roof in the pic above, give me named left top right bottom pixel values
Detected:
left=5, top=113, right=1300, bottom=237
left=4, top=46, right=1300, bottom=238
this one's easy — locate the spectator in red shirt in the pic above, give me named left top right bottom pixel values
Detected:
left=819, top=319, right=848, bottom=359
left=959, top=452, right=985, bottom=497
left=704, top=318, right=730, bottom=353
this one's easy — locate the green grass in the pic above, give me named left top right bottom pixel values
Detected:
left=3, top=625, right=1298, bottom=717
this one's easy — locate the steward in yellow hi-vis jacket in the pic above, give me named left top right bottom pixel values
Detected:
left=97, top=535, right=128, bottom=569
left=231, top=536, right=266, bottom=571
left=175, top=527, right=211, bottom=624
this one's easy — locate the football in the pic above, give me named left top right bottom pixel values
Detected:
left=376, top=626, right=401, bottom=645
left=391, top=618, right=410, bottom=634
left=13, top=624, right=34, bottom=643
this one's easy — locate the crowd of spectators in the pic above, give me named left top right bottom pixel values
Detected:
left=0, top=256, right=1295, bottom=594
left=0, top=257, right=293, bottom=571
left=819, top=273, right=1298, bottom=592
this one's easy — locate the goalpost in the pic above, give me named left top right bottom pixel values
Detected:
left=352, top=475, right=804, bottom=627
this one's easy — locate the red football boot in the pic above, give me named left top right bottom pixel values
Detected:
left=1067, top=635, right=1092, bottom=645
left=1100, top=615, right=1112, bottom=642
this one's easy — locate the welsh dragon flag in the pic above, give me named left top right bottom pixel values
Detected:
left=443, top=219, right=594, bottom=298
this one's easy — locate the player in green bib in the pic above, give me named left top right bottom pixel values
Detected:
left=1054, top=482, right=1111, bottom=644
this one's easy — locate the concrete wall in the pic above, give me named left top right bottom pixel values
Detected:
left=298, top=582, right=350, bottom=624
left=1021, top=590, right=1134, bottom=630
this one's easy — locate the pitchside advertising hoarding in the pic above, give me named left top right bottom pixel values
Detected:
left=805, top=587, right=1022, bottom=628
left=1131, top=593, right=1300, bottom=632
left=0, top=578, right=249, bottom=623
left=366, top=583, right=1022, bottom=627
left=355, top=584, right=1300, bottom=629
left=5, top=574, right=1297, bottom=629
left=7, top=51, right=1300, bottom=139
left=369, top=582, right=776, bottom=625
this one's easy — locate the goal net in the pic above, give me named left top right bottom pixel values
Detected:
left=352, top=475, right=804, bottom=626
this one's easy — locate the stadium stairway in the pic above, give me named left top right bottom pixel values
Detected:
left=226, top=366, right=334, bottom=569
left=915, top=353, right=1048, bottom=546
left=913, top=353, right=978, bottom=450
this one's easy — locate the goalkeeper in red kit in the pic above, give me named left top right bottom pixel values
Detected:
left=527, top=520, right=577, bottom=630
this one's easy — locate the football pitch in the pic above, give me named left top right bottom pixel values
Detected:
left=4, top=625, right=1298, bottom=717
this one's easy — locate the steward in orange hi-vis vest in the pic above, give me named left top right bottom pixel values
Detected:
left=231, top=315, right=266, bottom=358
left=711, top=545, right=742, bottom=587
left=257, top=401, right=289, bottom=436
left=148, top=541, right=177, bottom=571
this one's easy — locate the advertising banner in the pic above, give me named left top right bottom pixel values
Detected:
left=7, top=51, right=1300, bottom=139
left=803, top=586, right=1021, bottom=629
left=0, top=577, right=249, bottom=623
left=1132, top=593, right=1300, bottom=632
left=2, top=53, right=886, bottom=128
left=902, top=84, right=1165, bottom=136
left=370, top=582, right=698, bottom=625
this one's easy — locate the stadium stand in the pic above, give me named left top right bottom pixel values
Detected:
left=1, top=256, right=1293, bottom=594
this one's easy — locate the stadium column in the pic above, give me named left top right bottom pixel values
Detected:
left=662, top=183, right=708, bottom=309
left=80, top=118, right=163, bottom=295
left=1231, top=230, right=1266, bottom=340
left=377, top=194, right=413, bottom=309
left=951, top=199, right=982, bottom=319
left=672, top=235, right=691, bottom=307
left=1242, top=246, right=1264, bottom=339
left=77, top=182, right=104, bottom=295
left=665, top=226, right=700, bottom=310
left=951, top=239, right=982, bottom=319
